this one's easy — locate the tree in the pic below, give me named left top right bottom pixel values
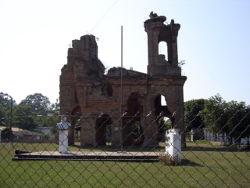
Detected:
left=184, top=99, right=207, bottom=132
left=13, top=105, right=36, bottom=130
left=0, top=92, right=15, bottom=126
left=0, top=92, right=14, bottom=107
left=200, top=94, right=250, bottom=145
left=225, top=101, right=250, bottom=144
left=49, top=98, right=60, bottom=115
left=158, top=117, right=172, bottom=141
left=0, top=106, right=6, bottom=125
left=201, top=94, right=227, bottom=133
left=20, top=93, right=51, bottom=115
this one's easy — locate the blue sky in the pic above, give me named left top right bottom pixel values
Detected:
left=0, top=0, right=249, bottom=105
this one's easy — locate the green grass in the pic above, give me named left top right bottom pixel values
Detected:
left=0, top=142, right=249, bottom=188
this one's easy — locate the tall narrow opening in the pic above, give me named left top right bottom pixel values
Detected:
left=95, top=114, right=112, bottom=146
left=158, top=41, right=168, bottom=61
left=70, top=105, right=81, bottom=145
left=154, top=95, right=172, bottom=141
left=123, top=93, right=144, bottom=146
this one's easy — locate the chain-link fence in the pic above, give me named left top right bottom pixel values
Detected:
left=1, top=112, right=250, bottom=187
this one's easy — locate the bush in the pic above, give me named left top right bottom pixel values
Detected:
left=1, top=128, right=14, bottom=141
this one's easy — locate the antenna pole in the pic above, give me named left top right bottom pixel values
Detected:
left=120, top=25, right=124, bottom=151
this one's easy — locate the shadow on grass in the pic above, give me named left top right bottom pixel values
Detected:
left=180, top=159, right=203, bottom=167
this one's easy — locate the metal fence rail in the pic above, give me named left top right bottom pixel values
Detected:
left=0, top=113, right=250, bottom=187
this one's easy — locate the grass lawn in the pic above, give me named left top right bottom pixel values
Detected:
left=0, top=142, right=249, bottom=188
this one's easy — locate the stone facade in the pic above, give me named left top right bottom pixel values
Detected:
left=60, top=12, right=187, bottom=147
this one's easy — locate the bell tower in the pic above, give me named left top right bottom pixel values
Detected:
left=144, top=12, right=181, bottom=76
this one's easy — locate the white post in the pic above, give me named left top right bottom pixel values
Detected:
left=190, top=129, right=194, bottom=142
left=165, top=129, right=181, bottom=162
left=56, top=115, right=71, bottom=154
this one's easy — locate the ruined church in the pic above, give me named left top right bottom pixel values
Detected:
left=59, top=13, right=187, bottom=147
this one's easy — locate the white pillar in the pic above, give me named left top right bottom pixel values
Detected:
left=58, top=130, right=68, bottom=153
left=190, top=129, right=194, bottom=142
left=165, top=129, right=181, bottom=162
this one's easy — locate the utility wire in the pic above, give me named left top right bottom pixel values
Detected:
left=90, top=0, right=121, bottom=33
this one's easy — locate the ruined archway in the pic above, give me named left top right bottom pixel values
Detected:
left=122, top=92, right=144, bottom=146
left=68, top=105, right=81, bottom=145
left=60, top=13, right=186, bottom=148
left=95, top=114, right=112, bottom=146
left=154, top=94, right=174, bottom=141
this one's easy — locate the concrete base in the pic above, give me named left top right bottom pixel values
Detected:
left=13, top=151, right=160, bottom=162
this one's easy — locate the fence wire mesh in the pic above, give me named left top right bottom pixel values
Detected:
left=0, top=111, right=250, bottom=188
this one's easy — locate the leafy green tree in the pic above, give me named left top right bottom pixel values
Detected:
left=225, top=102, right=250, bottom=144
left=201, top=94, right=227, bottom=133
left=0, top=106, right=6, bottom=125
left=49, top=99, right=60, bottom=115
left=20, top=93, right=51, bottom=115
left=200, top=94, right=250, bottom=144
left=13, top=105, right=36, bottom=130
left=34, top=115, right=60, bottom=128
left=0, top=92, right=15, bottom=126
left=158, top=117, right=172, bottom=141
left=184, top=99, right=207, bottom=132
left=0, top=92, right=15, bottom=107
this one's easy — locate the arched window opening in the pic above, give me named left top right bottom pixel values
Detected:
left=154, top=95, right=169, bottom=116
left=158, top=41, right=168, bottom=61
left=154, top=95, right=173, bottom=141
left=161, top=95, right=166, bottom=106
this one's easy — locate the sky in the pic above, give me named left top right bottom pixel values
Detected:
left=0, top=0, right=250, bottom=105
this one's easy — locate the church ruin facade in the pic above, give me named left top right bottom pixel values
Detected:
left=59, top=13, right=187, bottom=147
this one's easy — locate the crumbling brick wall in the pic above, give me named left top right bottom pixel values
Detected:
left=60, top=13, right=187, bottom=147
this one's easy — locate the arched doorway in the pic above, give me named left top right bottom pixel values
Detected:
left=123, top=92, right=144, bottom=146
left=95, top=114, right=112, bottom=146
left=69, top=105, right=81, bottom=145
left=154, top=94, right=174, bottom=141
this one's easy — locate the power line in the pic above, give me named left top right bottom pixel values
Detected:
left=90, top=0, right=121, bottom=33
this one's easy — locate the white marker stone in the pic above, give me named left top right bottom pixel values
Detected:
left=165, top=129, right=182, bottom=162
